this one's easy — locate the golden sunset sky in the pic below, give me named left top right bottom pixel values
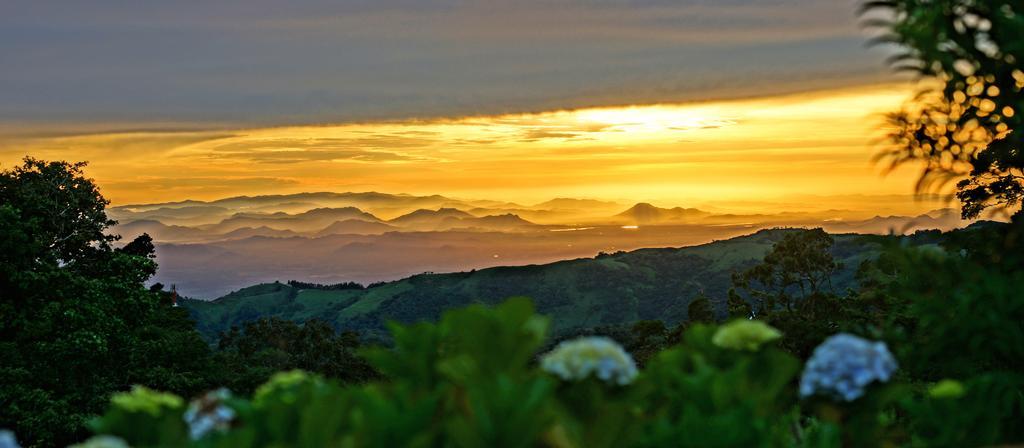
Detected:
left=1, top=83, right=940, bottom=215
left=1, top=1, right=952, bottom=216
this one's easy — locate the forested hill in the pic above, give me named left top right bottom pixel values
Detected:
left=181, top=228, right=926, bottom=341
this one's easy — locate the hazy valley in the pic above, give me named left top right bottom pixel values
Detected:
left=107, top=191, right=974, bottom=298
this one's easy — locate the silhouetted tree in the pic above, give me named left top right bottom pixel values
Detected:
left=117, top=233, right=157, bottom=277
left=686, top=292, right=715, bottom=323
left=863, top=0, right=1024, bottom=218
left=287, top=280, right=365, bottom=290
left=119, top=232, right=156, bottom=258
left=0, top=158, right=215, bottom=446
left=726, top=287, right=753, bottom=320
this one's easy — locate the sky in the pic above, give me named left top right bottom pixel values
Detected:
left=0, top=1, right=936, bottom=213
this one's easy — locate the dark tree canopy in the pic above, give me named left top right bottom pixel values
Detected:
left=117, top=233, right=158, bottom=278
left=214, top=317, right=378, bottom=394
left=0, top=158, right=116, bottom=267
left=0, top=158, right=214, bottom=446
left=864, top=0, right=1024, bottom=218
left=686, top=292, right=715, bottom=324
left=726, top=287, right=753, bottom=320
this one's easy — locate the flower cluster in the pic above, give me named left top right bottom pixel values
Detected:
left=184, top=388, right=237, bottom=440
left=712, top=320, right=782, bottom=351
left=540, top=336, right=638, bottom=386
left=110, top=385, right=184, bottom=416
left=799, top=333, right=897, bottom=402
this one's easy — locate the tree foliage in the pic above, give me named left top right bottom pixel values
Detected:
left=0, top=158, right=115, bottom=267
left=83, top=299, right=811, bottom=448
left=0, top=159, right=386, bottom=446
left=864, top=0, right=1024, bottom=218
left=213, top=318, right=378, bottom=395
left=0, top=158, right=216, bottom=446
left=685, top=292, right=715, bottom=324
left=732, top=228, right=839, bottom=316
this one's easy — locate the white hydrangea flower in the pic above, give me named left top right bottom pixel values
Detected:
left=183, top=388, right=236, bottom=440
left=541, top=336, right=638, bottom=386
left=0, top=430, right=19, bottom=448
left=799, top=333, right=897, bottom=402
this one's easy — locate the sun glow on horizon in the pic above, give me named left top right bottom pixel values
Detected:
left=0, top=83, right=935, bottom=216
left=572, top=105, right=736, bottom=133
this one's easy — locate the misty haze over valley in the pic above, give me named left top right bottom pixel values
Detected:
left=110, top=191, right=974, bottom=298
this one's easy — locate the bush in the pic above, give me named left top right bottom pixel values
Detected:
left=73, top=292, right=1022, bottom=448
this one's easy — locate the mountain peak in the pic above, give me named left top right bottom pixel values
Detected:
left=389, top=207, right=475, bottom=224
left=615, top=202, right=707, bottom=224
left=629, top=202, right=658, bottom=210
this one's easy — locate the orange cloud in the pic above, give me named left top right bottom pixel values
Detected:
left=1, top=83, right=937, bottom=216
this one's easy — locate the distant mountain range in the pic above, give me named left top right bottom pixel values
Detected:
left=113, top=206, right=543, bottom=243
left=107, top=191, right=977, bottom=297
left=314, top=220, right=398, bottom=237
left=202, top=207, right=383, bottom=234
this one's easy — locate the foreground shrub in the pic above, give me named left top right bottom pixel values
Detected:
left=77, top=302, right=802, bottom=446
left=72, top=290, right=1020, bottom=448
left=631, top=323, right=800, bottom=448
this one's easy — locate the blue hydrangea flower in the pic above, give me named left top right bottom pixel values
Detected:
left=184, top=388, right=236, bottom=440
left=541, top=336, right=639, bottom=386
left=0, top=430, right=19, bottom=448
left=799, top=333, right=897, bottom=402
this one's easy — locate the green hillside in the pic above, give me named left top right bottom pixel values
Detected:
left=183, top=229, right=895, bottom=340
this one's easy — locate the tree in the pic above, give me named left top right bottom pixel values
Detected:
left=0, top=158, right=215, bottom=446
left=686, top=292, right=715, bottom=324
left=214, top=318, right=378, bottom=394
left=863, top=0, right=1024, bottom=218
left=0, top=158, right=115, bottom=268
left=726, top=288, right=753, bottom=320
left=731, top=229, right=843, bottom=358
left=732, top=228, right=840, bottom=317
left=857, top=5, right=1024, bottom=442
left=624, top=320, right=673, bottom=367
left=117, top=233, right=157, bottom=277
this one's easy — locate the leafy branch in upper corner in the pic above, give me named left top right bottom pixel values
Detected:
left=862, top=0, right=1024, bottom=218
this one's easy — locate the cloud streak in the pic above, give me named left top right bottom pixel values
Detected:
left=0, top=1, right=892, bottom=128
left=2, top=84, right=926, bottom=210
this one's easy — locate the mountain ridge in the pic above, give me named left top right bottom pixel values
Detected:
left=182, top=228, right=938, bottom=341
